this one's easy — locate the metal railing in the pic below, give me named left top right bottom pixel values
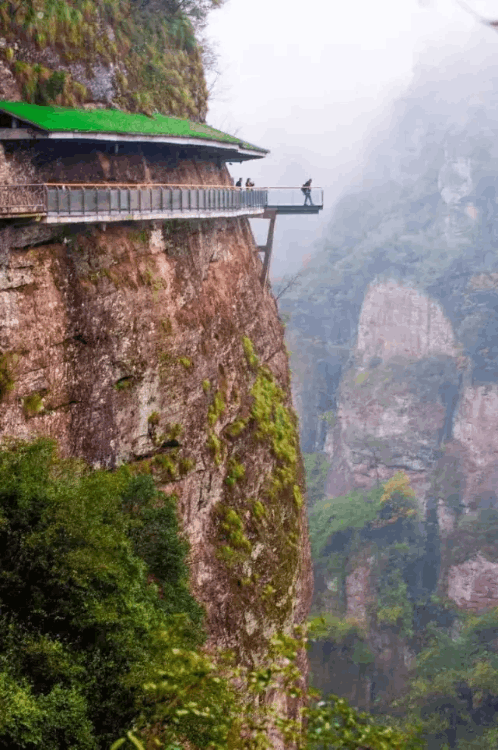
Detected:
left=264, top=187, right=324, bottom=209
left=44, top=184, right=267, bottom=218
left=0, top=183, right=323, bottom=220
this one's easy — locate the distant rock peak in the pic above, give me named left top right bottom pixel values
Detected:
left=356, top=280, right=458, bottom=364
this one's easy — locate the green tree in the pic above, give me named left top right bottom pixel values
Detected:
left=306, top=693, right=423, bottom=750
left=400, top=608, right=498, bottom=750
left=0, top=438, right=204, bottom=749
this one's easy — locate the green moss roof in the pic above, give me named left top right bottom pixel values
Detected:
left=0, top=101, right=267, bottom=154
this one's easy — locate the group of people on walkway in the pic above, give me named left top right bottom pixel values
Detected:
left=233, top=177, right=315, bottom=206
left=235, top=178, right=255, bottom=189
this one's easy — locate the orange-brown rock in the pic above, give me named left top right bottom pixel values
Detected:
left=0, top=161, right=312, bottom=744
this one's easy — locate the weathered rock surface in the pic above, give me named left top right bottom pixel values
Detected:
left=0, top=160, right=312, bottom=740
left=324, top=282, right=460, bottom=509
left=356, top=281, right=458, bottom=364
left=346, top=559, right=372, bottom=624
left=452, top=383, right=498, bottom=506
left=283, top=48, right=498, bottom=714
left=447, top=553, right=498, bottom=611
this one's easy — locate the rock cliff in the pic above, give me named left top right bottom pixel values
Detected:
left=282, top=47, right=498, bottom=719
left=0, top=168, right=312, bottom=732
left=0, top=4, right=313, bottom=735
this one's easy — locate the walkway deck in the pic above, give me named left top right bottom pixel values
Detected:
left=264, top=187, right=323, bottom=214
left=0, top=184, right=268, bottom=224
left=0, top=185, right=323, bottom=224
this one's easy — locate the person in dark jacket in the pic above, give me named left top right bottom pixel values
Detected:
left=301, top=178, right=313, bottom=205
left=235, top=178, right=242, bottom=188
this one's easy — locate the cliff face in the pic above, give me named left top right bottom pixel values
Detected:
left=0, top=158, right=312, bottom=736
left=303, top=274, right=498, bottom=709
left=327, top=281, right=460, bottom=503
left=0, top=3, right=313, bottom=744
left=306, top=273, right=498, bottom=618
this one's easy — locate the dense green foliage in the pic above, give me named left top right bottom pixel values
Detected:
left=308, top=476, right=429, bottom=703
left=394, top=604, right=498, bottom=750
left=307, top=693, right=422, bottom=750
left=0, top=438, right=204, bottom=749
left=309, top=489, right=383, bottom=562
left=307, top=475, right=498, bottom=750
left=0, top=438, right=427, bottom=750
left=1, top=0, right=214, bottom=117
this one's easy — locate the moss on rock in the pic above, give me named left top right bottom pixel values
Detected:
left=2, top=0, right=210, bottom=118
left=211, top=336, right=306, bottom=642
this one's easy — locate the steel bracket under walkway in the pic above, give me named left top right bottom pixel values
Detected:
left=253, top=209, right=277, bottom=286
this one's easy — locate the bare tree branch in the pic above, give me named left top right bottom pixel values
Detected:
left=273, top=267, right=308, bottom=301
left=454, top=0, right=498, bottom=30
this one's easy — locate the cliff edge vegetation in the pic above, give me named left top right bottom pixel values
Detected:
left=0, top=0, right=220, bottom=118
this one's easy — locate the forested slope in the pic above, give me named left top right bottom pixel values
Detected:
left=282, top=40, right=498, bottom=750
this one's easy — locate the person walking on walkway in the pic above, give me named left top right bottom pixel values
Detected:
left=301, top=178, right=314, bottom=206
left=245, top=178, right=255, bottom=189
left=235, top=178, right=242, bottom=188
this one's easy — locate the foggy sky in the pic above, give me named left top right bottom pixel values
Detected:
left=205, top=0, right=498, bottom=277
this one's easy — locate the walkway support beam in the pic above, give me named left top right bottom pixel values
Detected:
left=254, top=209, right=277, bottom=286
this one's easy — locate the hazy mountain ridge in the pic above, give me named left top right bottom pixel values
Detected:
left=283, top=46, right=498, bottom=748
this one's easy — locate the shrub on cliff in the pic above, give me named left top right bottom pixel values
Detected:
left=379, top=471, right=418, bottom=521
left=135, top=0, right=224, bottom=29
left=309, top=487, right=383, bottom=563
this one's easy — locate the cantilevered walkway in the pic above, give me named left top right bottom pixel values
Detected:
left=0, top=184, right=323, bottom=224
left=0, top=184, right=323, bottom=285
left=0, top=102, right=323, bottom=284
